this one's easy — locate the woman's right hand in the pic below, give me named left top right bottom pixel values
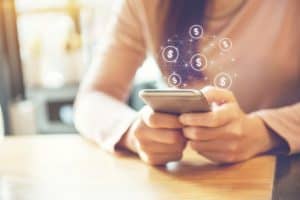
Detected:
left=120, top=106, right=186, bottom=165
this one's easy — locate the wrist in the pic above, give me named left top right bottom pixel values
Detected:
left=247, top=114, right=282, bottom=153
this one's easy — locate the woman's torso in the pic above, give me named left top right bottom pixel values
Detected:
left=137, top=0, right=300, bottom=112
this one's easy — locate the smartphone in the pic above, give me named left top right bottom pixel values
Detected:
left=139, top=89, right=211, bottom=114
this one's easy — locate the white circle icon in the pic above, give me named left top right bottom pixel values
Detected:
left=219, top=38, right=232, bottom=52
left=168, top=73, right=182, bottom=87
left=190, top=53, right=207, bottom=71
left=162, top=45, right=179, bottom=63
left=214, top=72, right=232, bottom=89
left=189, top=24, right=203, bottom=39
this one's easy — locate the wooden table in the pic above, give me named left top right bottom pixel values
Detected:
left=0, top=135, right=276, bottom=200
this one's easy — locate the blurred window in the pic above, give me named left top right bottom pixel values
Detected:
left=15, top=0, right=83, bottom=89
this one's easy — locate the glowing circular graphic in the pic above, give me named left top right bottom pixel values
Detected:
left=168, top=73, right=182, bottom=87
left=214, top=72, right=232, bottom=89
left=161, top=45, right=179, bottom=63
left=190, top=53, right=207, bottom=72
left=219, top=37, right=232, bottom=52
left=189, top=24, right=204, bottom=40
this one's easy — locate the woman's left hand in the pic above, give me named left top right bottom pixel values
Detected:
left=179, top=86, right=281, bottom=163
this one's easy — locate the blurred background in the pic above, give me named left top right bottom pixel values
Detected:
left=0, top=0, right=162, bottom=136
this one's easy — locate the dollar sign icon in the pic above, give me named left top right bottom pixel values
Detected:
left=189, top=24, right=203, bottom=39
left=214, top=73, right=232, bottom=89
left=172, top=76, right=178, bottom=85
left=190, top=53, right=207, bottom=71
left=220, top=77, right=226, bottom=87
left=167, top=49, right=174, bottom=59
left=193, top=27, right=199, bottom=36
left=168, top=73, right=182, bottom=87
left=162, top=45, right=179, bottom=63
left=222, top=41, right=229, bottom=49
left=219, top=38, right=232, bottom=51
left=195, top=58, right=202, bottom=67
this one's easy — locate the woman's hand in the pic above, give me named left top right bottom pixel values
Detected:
left=179, top=86, right=281, bottom=163
left=119, top=106, right=186, bottom=165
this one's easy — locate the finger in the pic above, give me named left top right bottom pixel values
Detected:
left=189, top=140, right=239, bottom=153
left=183, top=126, right=226, bottom=141
left=180, top=103, right=239, bottom=127
left=202, top=86, right=236, bottom=104
left=138, top=141, right=186, bottom=154
left=139, top=152, right=183, bottom=165
left=138, top=127, right=185, bottom=145
left=141, top=106, right=183, bottom=129
left=197, top=150, right=250, bottom=164
left=183, top=123, right=242, bottom=141
left=196, top=151, right=238, bottom=163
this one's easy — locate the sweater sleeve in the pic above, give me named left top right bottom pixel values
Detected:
left=75, top=0, right=146, bottom=153
left=255, top=102, right=300, bottom=154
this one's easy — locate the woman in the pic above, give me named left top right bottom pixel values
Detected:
left=74, top=0, right=300, bottom=165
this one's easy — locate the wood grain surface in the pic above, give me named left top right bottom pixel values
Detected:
left=0, top=135, right=276, bottom=200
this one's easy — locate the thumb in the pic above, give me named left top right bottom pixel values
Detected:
left=201, top=86, right=236, bottom=104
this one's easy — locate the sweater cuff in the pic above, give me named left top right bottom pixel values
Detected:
left=95, top=110, right=138, bottom=153
left=255, top=110, right=297, bottom=155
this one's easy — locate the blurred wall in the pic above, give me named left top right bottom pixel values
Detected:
left=0, top=105, right=4, bottom=137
